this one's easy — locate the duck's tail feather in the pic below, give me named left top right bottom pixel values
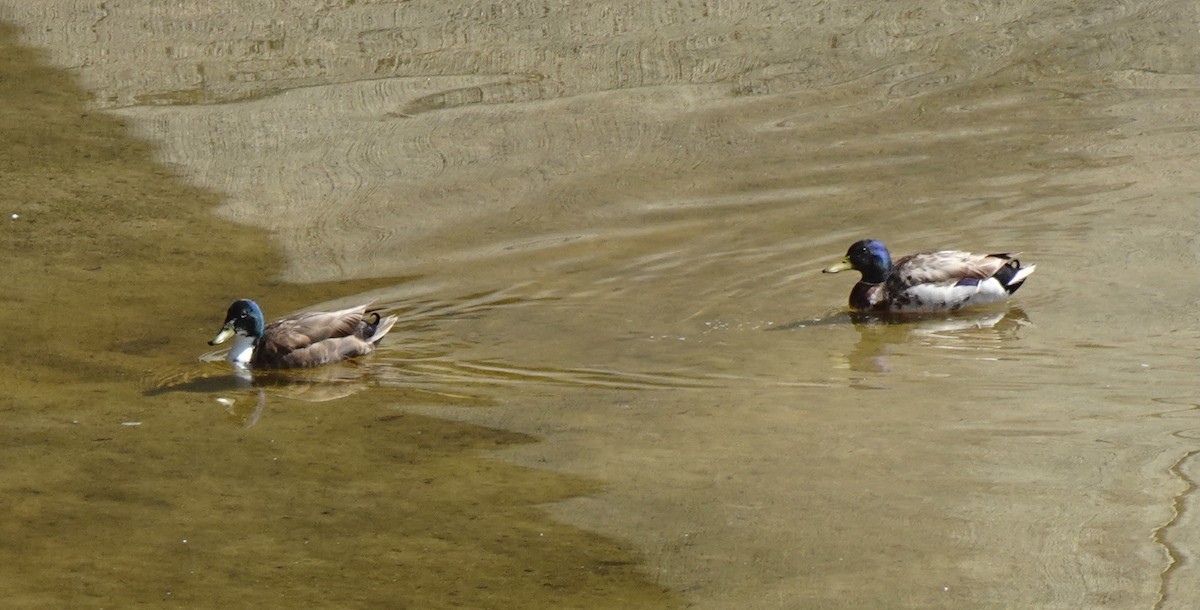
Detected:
left=364, top=312, right=399, bottom=345
left=993, top=259, right=1036, bottom=295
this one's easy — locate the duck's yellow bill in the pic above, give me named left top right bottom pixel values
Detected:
left=823, top=258, right=853, bottom=273
left=209, top=326, right=235, bottom=346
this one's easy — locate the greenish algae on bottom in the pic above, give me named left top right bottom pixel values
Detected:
left=0, top=22, right=679, bottom=609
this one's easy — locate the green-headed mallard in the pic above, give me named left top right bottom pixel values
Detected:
left=208, top=299, right=398, bottom=369
left=822, top=239, right=1035, bottom=313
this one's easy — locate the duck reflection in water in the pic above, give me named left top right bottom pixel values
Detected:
left=842, top=307, right=1032, bottom=375
left=144, top=361, right=381, bottom=428
left=772, top=306, right=1031, bottom=376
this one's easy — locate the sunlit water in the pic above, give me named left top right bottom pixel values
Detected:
left=4, top=1, right=1200, bottom=608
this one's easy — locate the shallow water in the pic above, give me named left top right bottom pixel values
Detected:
left=4, top=1, right=1200, bottom=608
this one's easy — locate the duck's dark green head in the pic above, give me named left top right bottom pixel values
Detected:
left=209, top=299, right=266, bottom=345
left=823, top=239, right=892, bottom=284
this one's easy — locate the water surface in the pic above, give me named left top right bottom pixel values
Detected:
left=4, top=1, right=1200, bottom=608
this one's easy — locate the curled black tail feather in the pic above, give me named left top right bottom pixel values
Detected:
left=993, top=259, right=1027, bottom=295
left=362, top=311, right=397, bottom=346
left=363, top=312, right=383, bottom=337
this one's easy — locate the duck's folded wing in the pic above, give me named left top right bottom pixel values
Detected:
left=275, top=336, right=376, bottom=368
left=251, top=305, right=371, bottom=368
left=890, top=251, right=1013, bottom=286
left=267, top=305, right=368, bottom=344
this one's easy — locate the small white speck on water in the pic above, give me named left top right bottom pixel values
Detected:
left=121, top=421, right=142, bottom=427
left=10, top=213, right=18, bottom=220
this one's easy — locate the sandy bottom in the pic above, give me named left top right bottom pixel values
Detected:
left=4, top=1, right=1200, bottom=608
left=0, top=24, right=676, bottom=609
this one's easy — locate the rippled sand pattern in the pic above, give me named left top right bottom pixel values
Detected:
left=5, top=1, right=1200, bottom=608
left=0, top=22, right=677, bottom=610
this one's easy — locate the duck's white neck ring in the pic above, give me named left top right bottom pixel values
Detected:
left=226, top=334, right=258, bottom=368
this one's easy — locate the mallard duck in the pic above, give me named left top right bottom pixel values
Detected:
left=208, top=299, right=398, bottom=369
left=822, top=239, right=1035, bottom=313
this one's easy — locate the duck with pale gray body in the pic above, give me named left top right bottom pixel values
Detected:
left=209, top=299, right=398, bottom=369
left=823, top=239, right=1035, bottom=313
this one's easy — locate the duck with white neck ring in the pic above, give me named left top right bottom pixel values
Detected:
left=209, top=299, right=398, bottom=369
left=823, top=239, right=1035, bottom=313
